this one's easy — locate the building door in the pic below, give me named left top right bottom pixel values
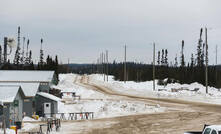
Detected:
left=44, top=103, right=51, bottom=117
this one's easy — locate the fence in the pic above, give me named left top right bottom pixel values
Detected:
left=44, top=112, right=94, bottom=121
left=25, top=118, right=61, bottom=134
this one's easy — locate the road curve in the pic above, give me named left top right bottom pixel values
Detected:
left=75, top=75, right=221, bottom=134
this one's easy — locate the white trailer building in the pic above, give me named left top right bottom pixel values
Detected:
left=0, top=70, right=57, bottom=117
left=0, top=85, right=25, bottom=128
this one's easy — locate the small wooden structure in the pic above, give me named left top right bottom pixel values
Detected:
left=45, top=112, right=94, bottom=121
left=61, top=91, right=81, bottom=101
left=171, top=87, right=189, bottom=92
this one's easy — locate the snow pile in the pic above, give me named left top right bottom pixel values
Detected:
left=23, top=116, right=39, bottom=122
left=89, top=74, right=221, bottom=104
left=58, top=99, right=165, bottom=118
left=0, top=129, right=15, bottom=134
left=54, top=73, right=165, bottom=119
left=53, top=74, right=108, bottom=99
left=21, top=123, right=39, bottom=132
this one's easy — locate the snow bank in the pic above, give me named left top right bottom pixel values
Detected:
left=23, top=116, right=39, bottom=122
left=21, top=123, right=39, bottom=132
left=54, top=73, right=165, bottom=118
left=58, top=99, right=165, bottom=119
left=89, top=74, right=221, bottom=105
left=53, top=74, right=109, bottom=99
left=0, top=129, right=15, bottom=134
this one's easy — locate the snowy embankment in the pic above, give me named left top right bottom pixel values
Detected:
left=52, top=74, right=166, bottom=119
left=89, top=74, right=221, bottom=105
left=53, top=74, right=108, bottom=99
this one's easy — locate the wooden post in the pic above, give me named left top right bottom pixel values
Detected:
left=153, top=43, right=156, bottom=91
left=205, top=27, right=208, bottom=94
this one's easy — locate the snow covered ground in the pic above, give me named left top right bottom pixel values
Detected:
left=58, top=99, right=165, bottom=119
left=5, top=73, right=220, bottom=133
left=0, top=121, right=39, bottom=134
left=89, top=74, right=221, bottom=105
left=0, top=129, right=14, bottom=134
left=53, top=74, right=109, bottom=99
left=52, top=73, right=166, bottom=119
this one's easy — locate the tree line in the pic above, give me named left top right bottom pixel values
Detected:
left=69, top=28, right=221, bottom=88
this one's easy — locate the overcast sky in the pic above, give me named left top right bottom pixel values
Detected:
left=1, top=0, right=221, bottom=64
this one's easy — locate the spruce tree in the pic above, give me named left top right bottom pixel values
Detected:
left=55, top=55, right=58, bottom=66
left=28, top=50, right=32, bottom=64
left=197, top=28, right=203, bottom=67
left=201, top=43, right=205, bottom=66
left=180, top=40, right=185, bottom=67
left=39, top=38, right=44, bottom=65
left=190, top=53, right=194, bottom=67
left=165, top=49, right=168, bottom=66
left=14, top=26, right=21, bottom=65
left=157, top=51, right=160, bottom=65
left=174, top=54, right=178, bottom=67
left=161, top=49, right=164, bottom=65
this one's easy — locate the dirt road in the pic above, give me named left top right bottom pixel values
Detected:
left=71, top=75, right=221, bottom=134
left=23, top=75, right=221, bottom=134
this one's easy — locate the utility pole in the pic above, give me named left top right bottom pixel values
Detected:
left=124, top=45, right=127, bottom=83
left=153, top=43, right=156, bottom=91
left=205, top=27, right=208, bottom=94
left=135, top=59, right=138, bottom=82
left=215, top=45, right=218, bottom=86
left=100, top=53, right=102, bottom=74
left=0, top=46, right=2, bottom=64
left=67, top=58, right=70, bottom=73
left=216, top=45, right=217, bottom=65
left=3, top=114, right=6, bottom=134
left=106, top=50, right=108, bottom=82
left=97, top=58, right=99, bottom=73
left=103, top=52, right=106, bottom=81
